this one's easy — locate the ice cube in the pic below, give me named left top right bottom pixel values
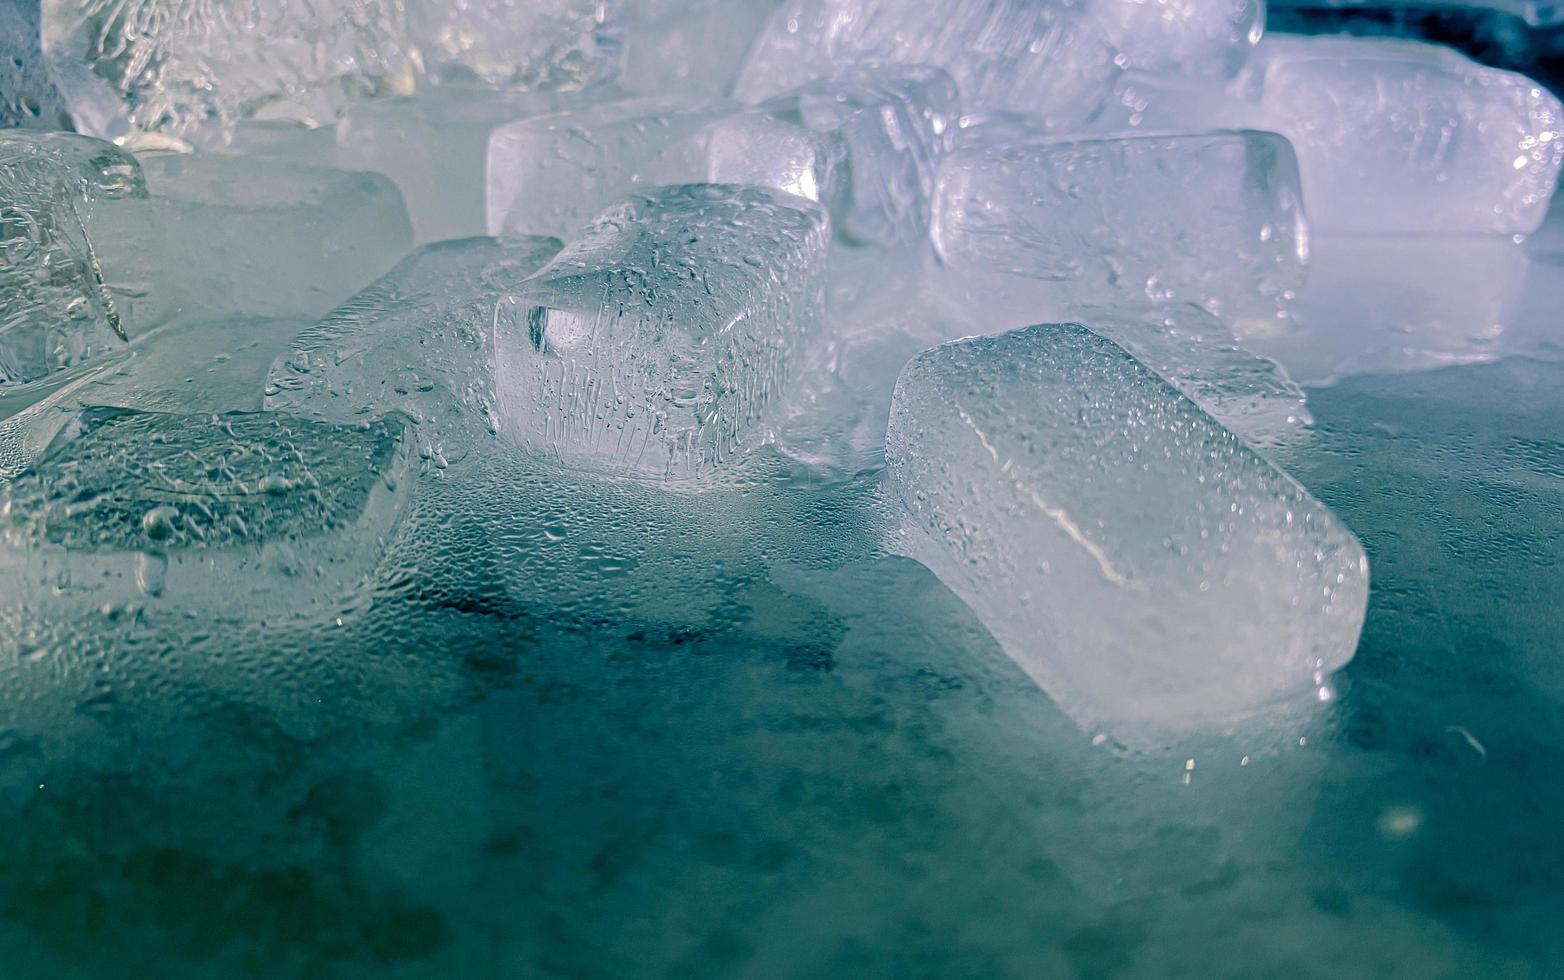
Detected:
left=37, top=0, right=621, bottom=147
left=498, top=184, right=829, bottom=480
left=1097, top=0, right=1263, bottom=78
left=264, top=235, right=565, bottom=450
left=704, top=112, right=843, bottom=208
left=336, top=87, right=596, bottom=243
left=931, top=125, right=1307, bottom=319
left=486, top=96, right=735, bottom=239
left=84, top=150, right=413, bottom=333
left=1241, top=35, right=1564, bottom=234
left=760, top=65, right=960, bottom=247
left=0, top=131, right=146, bottom=386
left=406, top=0, right=622, bottom=89
left=0, top=406, right=413, bottom=621
left=884, top=323, right=1368, bottom=731
left=621, top=0, right=782, bottom=97
left=733, top=0, right=1120, bottom=128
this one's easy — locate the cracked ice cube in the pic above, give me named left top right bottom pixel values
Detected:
left=0, top=406, right=414, bottom=622
left=498, top=184, right=829, bottom=480
left=733, top=0, right=1120, bottom=129
left=931, top=125, right=1307, bottom=319
left=1242, top=35, right=1564, bottom=234
left=884, top=323, right=1368, bottom=731
left=0, top=131, right=145, bottom=386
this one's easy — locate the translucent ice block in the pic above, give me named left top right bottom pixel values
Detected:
left=498, top=184, right=829, bottom=479
left=336, top=86, right=593, bottom=243
left=884, top=323, right=1368, bottom=731
left=1242, top=35, right=1564, bottom=234
left=85, top=151, right=413, bottom=332
left=0, top=131, right=146, bottom=386
left=265, top=236, right=565, bottom=449
left=486, top=96, right=734, bottom=239
left=733, top=0, right=1120, bottom=128
left=931, top=125, right=1307, bottom=319
left=759, top=65, right=960, bottom=247
left=704, top=112, right=843, bottom=208
left=0, top=406, right=413, bottom=622
left=1097, top=0, right=1263, bottom=78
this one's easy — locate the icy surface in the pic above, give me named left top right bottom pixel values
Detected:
left=406, top=0, right=621, bottom=88
left=1243, top=35, right=1564, bottom=234
left=932, top=125, right=1307, bottom=319
left=733, top=0, right=1121, bottom=128
left=885, top=323, right=1368, bottom=730
left=500, top=184, right=829, bottom=479
left=621, top=0, right=782, bottom=96
left=704, top=112, right=840, bottom=207
left=264, top=235, right=564, bottom=453
left=486, top=96, right=732, bottom=239
left=0, top=0, right=69, bottom=130
left=0, top=131, right=145, bottom=385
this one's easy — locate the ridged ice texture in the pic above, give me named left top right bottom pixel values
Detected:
left=407, top=0, right=622, bottom=88
left=885, top=324, right=1369, bottom=732
left=0, top=406, right=411, bottom=620
left=1096, top=0, right=1262, bottom=78
left=37, top=0, right=621, bottom=146
left=732, top=0, right=1120, bottom=129
left=500, top=184, right=829, bottom=480
left=763, top=65, right=960, bottom=247
left=486, top=96, right=734, bottom=240
left=0, top=131, right=146, bottom=386
left=264, top=236, right=564, bottom=453
left=932, top=125, right=1307, bottom=319
left=1244, top=35, right=1564, bottom=234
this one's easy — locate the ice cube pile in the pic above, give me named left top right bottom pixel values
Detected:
left=6, top=0, right=1559, bottom=737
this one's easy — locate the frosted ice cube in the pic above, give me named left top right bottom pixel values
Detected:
left=931, top=125, right=1307, bottom=319
left=406, top=0, right=622, bottom=88
left=265, top=235, right=565, bottom=449
left=621, top=0, right=782, bottom=97
left=733, top=0, right=1120, bottom=128
left=336, top=87, right=595, bottom=243
left=1097, top=0, right=1263, bottom=78
left=84, top=150, right=413, bottom=334
left=884, top=323, right=1368, bottom=731
left=0, top=131, right=146, bottom=386
left=762, top=65, right=960, bottom=247
left=486, top=96, right=735, bottom=239
left=498, top=184, right=829, bottom=480
left=1242, top=35, right=1564, bottom=234
left=0, top=406, right=413, bottom=621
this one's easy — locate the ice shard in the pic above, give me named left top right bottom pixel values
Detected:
left=733, top=0, right=1120, bottom=129
left=498, top=184, right=829, bottom=480
left=885, top=323, right=1368, bottom=731
left=931, top=125, right=1307, bottom=319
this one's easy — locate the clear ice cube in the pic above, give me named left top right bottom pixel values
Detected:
left=0, top=406, right=413, bottom=621
left=0, top=131, right=146, bottom=386
left=498, top=184, right=829, bottom=480
left=884, top=323, right=1369, bottom=731
left=761, top=65, right=960, bottom=247
left=733, top=0, right=1121, bottom=129
left=704, top=112, right=842, bottom=208
left=264, top=235, right=565, bottom=451
left=486, top=96, right=734, bottom=239
left=931, top=125, right=1307, bottom=319
left=1242, top=35, right=1564, bottom=234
